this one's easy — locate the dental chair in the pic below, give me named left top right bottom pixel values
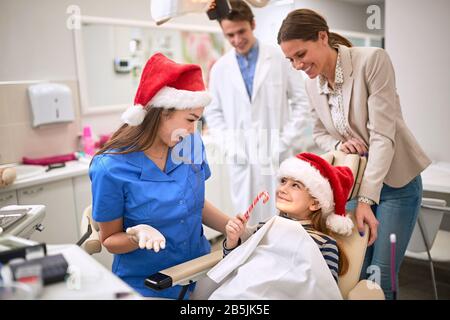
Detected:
left=405, top=197, right=450, bottom=300
left=145, top=150, right=385, bottom=300
left=77, top=205, right=102, bottom=255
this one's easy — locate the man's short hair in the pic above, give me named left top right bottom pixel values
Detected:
left=218, top=0, right=254, bottom=24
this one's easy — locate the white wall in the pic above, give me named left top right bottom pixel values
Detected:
left=0, top=0, right=215, bottom=134
left=0, top=0, right=385, bottom=135
left=252, top=0, right=384, bottom=46
left=295, top=0, right=384, bottom=35
left=385, top=0, right=450, bottom=162
left=0, top=0, right=383, bottom=81
left=0, top=0, right=217, bottom=82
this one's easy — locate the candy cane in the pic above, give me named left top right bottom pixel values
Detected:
left=243, top=191, right=270, bottom=220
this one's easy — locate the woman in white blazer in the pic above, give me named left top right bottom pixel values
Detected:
left=277, top=9, right=431, bottom=300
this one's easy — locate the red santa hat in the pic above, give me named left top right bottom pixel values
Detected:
left=121, top=53, right=211, bottom=126
left=277, top=152, right=355, bottom=236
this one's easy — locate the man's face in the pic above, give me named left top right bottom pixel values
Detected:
left=220, top=19, right=256, bottom=55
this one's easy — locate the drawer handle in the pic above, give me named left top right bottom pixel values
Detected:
left=23, top=186, right=44, bottom=195
left=0, top=194, right=14, bottom=202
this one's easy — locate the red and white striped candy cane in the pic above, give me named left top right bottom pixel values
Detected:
left=243, top=191, right=270, bottom=220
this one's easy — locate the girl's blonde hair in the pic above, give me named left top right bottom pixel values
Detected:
left=310, top=208, right=349, bottom=276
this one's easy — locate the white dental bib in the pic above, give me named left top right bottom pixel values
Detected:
left=207, top=216, right=342, bottom=300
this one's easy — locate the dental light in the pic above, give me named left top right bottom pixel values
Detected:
left=150, top=0, right=270, bottom=25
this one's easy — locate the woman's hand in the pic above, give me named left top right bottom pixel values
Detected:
left=355, top=202, right=379, bottom=246
left=126, top=224, right=166, bottom=252
left=339, top=137, right=368, bottom=156
left=225, top=214, right=247, bottom=249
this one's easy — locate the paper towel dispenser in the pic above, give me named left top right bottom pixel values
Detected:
left=28, top=83, right=75, bottom=127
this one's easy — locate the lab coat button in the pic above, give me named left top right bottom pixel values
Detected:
left=179, top=200, right=184, bottom=205
left=180, top=219, right=184, bottom=224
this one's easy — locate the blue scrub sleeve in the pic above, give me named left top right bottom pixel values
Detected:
left=90, top=156, right=124, bottom=222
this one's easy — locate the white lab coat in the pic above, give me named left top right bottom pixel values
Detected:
left=206, top=216, right=342, bottom=300
left=204, top=43, right=310, bottom=224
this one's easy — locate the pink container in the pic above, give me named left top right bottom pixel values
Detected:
left=82, top=125, right=95, bottom=156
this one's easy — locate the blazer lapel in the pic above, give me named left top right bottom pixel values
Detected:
left=310, top=84, right=342, bottom=139
left=338, top=45, right=354, bottom=120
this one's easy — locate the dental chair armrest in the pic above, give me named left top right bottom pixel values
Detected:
left=78, top=212, right=102, bottom=255
left=145, top=250, right=222, bottom=290
left=347, top=280, right=385, bottom=300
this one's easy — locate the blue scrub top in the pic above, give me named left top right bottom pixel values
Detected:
left=89, top=133, right=211, bottom=298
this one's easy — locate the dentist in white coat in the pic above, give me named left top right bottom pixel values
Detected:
left=204, top=0, right=310, bottom=225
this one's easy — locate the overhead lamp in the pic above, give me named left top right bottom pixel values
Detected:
left=150, top=0, right=270, bottom=25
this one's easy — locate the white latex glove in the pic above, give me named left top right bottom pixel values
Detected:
left=126, top=224, right=166, bottom=252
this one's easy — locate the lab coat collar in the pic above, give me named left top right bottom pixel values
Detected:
left=227, top=51, right=250, bottom=101
left=251, top=43, right=271, bottom=101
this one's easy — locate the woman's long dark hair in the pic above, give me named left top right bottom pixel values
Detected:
left=277, top=8, right=352, bottom=48
left=95, top=108, right=174, bottom=156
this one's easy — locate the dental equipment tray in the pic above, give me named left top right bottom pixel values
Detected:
left=0, top=208, right=28, bottom=230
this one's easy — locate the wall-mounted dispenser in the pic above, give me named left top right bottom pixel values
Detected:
left=28, top=83, right=75, bottom=127
left=114, top=57, right=133, bottom=73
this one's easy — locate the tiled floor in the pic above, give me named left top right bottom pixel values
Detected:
left=399, top=257, right=450, bottom=300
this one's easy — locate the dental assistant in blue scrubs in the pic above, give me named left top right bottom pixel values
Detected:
left=89, top=53, right=230, bottom=299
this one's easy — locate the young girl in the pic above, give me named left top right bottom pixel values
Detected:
left=223, top=152, right=354, bottom=281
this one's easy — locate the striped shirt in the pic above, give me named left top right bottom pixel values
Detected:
left=223, top=217, right=340, bottom=281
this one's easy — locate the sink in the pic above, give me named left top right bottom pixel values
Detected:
left=15, top=165, right=47, bottom=181
left=0, top=164, right=47, bottom=181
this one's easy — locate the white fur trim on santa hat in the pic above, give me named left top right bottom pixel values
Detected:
left=121, top=104, right=147, bottom=126
left=278, top=157, right=334, bottom=214
left=149, top=86, right=212, bottom=110
left=326, top=213, right=354, bottom=236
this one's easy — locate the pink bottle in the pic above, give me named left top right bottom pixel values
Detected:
left=82, top=125, right=96, bottom=156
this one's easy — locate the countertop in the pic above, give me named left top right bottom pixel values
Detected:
left=40, top=244, right=139, bottom=299
left=422, top=161, right=450, bottom=194
left=0, top=160, right=90, bottom=192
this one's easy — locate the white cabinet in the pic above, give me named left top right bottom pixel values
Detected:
left=73, top=175, right=92, bottom=236
left=17, top=179, right=78, bottom=245
left=0, top=190, right=18, bottom=207
left=2, top=170, right=113, bottom=269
